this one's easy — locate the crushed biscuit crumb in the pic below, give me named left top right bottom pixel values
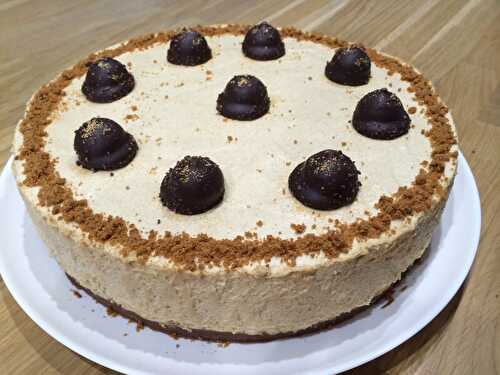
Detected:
left=290, top=223, right=306, bottom=234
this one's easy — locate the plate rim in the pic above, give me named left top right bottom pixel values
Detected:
left=0, top=152, right=482, bottom=375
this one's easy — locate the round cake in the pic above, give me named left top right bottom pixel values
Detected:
left=12, top=24, right=458, bottom=342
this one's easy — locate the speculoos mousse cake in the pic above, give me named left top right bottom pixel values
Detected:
left=12, top=23, right=458, bottom=342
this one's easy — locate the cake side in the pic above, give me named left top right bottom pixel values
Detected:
left=16, top=173, right=449, bottom=336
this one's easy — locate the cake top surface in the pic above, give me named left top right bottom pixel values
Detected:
left=14, top=25, right=458, bottom=273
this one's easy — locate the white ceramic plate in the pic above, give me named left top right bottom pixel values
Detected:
left=0, top=153, right=480, bottom=375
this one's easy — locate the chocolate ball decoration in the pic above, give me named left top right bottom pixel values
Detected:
left=289, top=150, right=361, bottom=210
left=74, top=117, right=138, bottom=171
left=325, top=47, right=371, bottom=86
left=242, top=22, right=285, bottom=61
left=216, top=75, right=270, bottom=120
left=167, top=30, right=212, bottom=66
left=160, top=156, right=225, bottom=215
left=81, top=58, right=135, bottom=103
left=352, top=88, right=411, bottom=140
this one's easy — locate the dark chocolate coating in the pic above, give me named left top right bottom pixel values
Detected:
left=81, top=58, right=135, bottom=103
left=160, top=156, right=224, bottom=215
left=325, top=47, right=371, bottom=86
left=352, top=88, right=410, bottom=140
left=216, top=75, right=270, bottom=120
left=289, top=150, right=360, bottom=210
left=74, top=117, right=138, bottom=171
left=242, top=22, right=285, bottom=61
left=167, top=30, right=212, bottom=66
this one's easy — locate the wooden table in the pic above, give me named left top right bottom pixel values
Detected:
left=1, top=0, right=499, bottom=373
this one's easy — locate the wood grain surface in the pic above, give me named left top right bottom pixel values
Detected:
left=1, top=0, right=499, bottom=374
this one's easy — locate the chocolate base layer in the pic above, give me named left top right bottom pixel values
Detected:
left=66, top=252, right=425, bottom=343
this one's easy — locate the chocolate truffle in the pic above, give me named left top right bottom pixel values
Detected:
left=325, top=47, right=371, bottom=86
left=167, top=30, right=212, bottom=66
left=160, top=156, right=224, bottom=215
left=216, top=75, right=270, bottom=120
left=352, top=88, right=410, bottom=140
left=289, top=150, right=360, bottom=210
left=242, top=22, right=285, bottom=61
left=81, top=58, right=135, bottom=103
left=74, top=117, right=138, bottom=171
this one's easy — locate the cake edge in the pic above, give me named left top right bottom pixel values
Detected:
left=66, top=246, right=427, bottom=344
